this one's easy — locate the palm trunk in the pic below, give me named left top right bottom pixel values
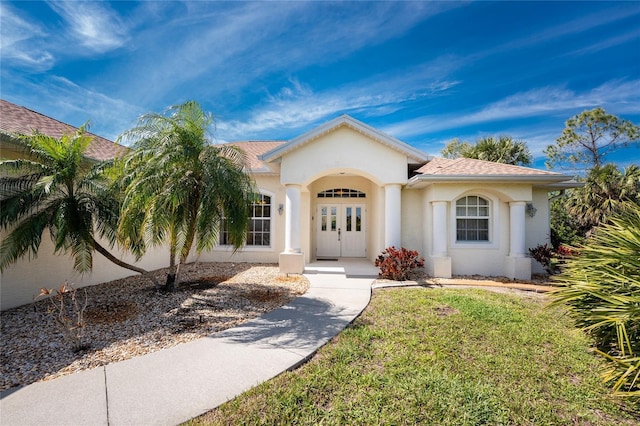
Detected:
left=93, top=240, right=161, bottom=289
left=165, top=230, right=179, bottom=291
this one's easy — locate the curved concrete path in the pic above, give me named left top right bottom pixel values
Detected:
left=0, top=260, right=377, bottom=426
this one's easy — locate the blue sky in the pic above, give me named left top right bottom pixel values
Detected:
left=1, top=1, right=639, bottom=170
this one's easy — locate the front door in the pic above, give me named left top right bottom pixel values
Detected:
left=317, top=204, right=366, bottom=258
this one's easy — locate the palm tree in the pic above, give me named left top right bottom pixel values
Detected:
left=549, top=205, right=640, bottom=397
left=565, top=164, right=640, bottom=235
left=117, top=101, right=255, bottom=290
left=469, top=136, right=533, bottom=166
left=441, top=136, right=532, bottom=166
left=0, top=127, right=158, bottom=285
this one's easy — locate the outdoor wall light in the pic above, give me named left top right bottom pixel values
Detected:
left=526, top=203, right=537, bottom=218
left=278, top=203, right=284, bottom=215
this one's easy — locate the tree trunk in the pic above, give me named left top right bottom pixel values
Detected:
left=93, top=240, right=161, bottom=289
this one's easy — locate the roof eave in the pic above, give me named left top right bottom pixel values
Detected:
left=407, top=174, right=573, bottom=187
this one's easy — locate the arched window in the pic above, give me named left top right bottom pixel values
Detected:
left=317, top=188, right=366, bottom=198
left=220, top=193, right=271, bottom=247
left=456, top=196, right=489, bottom=241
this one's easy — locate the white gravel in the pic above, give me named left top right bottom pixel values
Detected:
left=0, top=262, right=308, bottom=391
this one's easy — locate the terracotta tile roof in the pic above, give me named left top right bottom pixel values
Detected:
left=0, top=99, right=125, bottom=161
left=416, top=157, right=561, bottom=176
left=224, top=140, right=286, bottom=172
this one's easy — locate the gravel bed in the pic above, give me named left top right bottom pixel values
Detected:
left=0, top=262, right=309, bottom=391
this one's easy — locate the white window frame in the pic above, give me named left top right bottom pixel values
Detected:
left=216, top=189, right=275, bottom=252
left=450, top=193, right=500, bottom=249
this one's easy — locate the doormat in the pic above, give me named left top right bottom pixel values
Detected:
left=317, top=258, right=338, bottom=261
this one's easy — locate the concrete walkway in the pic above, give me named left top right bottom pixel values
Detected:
left=0, top=260, right=378, bottom=426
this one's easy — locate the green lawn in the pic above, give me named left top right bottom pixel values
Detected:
left=188, top=288, right=639, bottom=425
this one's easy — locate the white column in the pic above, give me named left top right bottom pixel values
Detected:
left=509, top=201, right=527, bottom=257
left=285, top=184, right=301, bottom=253
left=384, top=184, right=402, bottom=248
left=432, top=201, right=448, bottom=256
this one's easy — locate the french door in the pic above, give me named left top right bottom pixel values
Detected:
left=317, top=204, right=366, bottom=258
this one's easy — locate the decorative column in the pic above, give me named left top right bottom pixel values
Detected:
left=430, top=201, right=452, bottom=278
left=285, top=184, right=301, bottom=253
left=509, top=201, right=527, bottom=257
left=505, top=201, right=531, bottom=280
left=280, top=184, right=304, bottom=274
left=384, top=184, right=402, bottom=248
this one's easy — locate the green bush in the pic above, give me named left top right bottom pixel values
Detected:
left=549, top=206, right=640, bottom=399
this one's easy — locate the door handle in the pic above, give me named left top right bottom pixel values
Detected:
left=338, top=228, right=341, bottom=241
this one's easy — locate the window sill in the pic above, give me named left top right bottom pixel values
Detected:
left=214, top=245, right=274, bottom=253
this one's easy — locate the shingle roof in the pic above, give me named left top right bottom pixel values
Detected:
left=224, top=140, right=286, bottom=172
left=0, top=99, right=125, bottom=161
left=416, top=157, right=561, bottom=176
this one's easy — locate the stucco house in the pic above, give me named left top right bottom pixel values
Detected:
left=1, top=99, right=575, bottom=310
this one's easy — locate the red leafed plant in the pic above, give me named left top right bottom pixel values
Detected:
left=375, top=246, right=425, bottom=281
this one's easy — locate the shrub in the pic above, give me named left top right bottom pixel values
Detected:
left=529, top=243, right=577, bottom=275
left=549, top=207, right=640, bottom=399
left=34, top=282, right=89, bottom=352
left=375, top=246, right=425, bottom=281
left=529, top=243, right=555, bottom=274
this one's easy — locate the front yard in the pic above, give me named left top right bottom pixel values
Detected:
left=0, top=262, right=308, bottom=391
left=189, top=287, right=639, bottom=425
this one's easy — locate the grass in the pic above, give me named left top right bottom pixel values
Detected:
left=187, top=288, right=639, bottom=425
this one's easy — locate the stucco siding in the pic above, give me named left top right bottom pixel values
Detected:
left=0, top=235, right=170, bottom=311
left=527, top=188, right=552, bottom=274
left=401, top=189, right=424, bottom=255
left=448, top=200, right=511, bottom=276
left=280, top=127, right=408, bottom=186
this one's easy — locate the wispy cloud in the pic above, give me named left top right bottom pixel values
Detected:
left=109, top=1, right=460, bottom=107
left=46, top=1, right=129, bottom=53
left=0, top=3, right=54, bottom=70
left=477, top=4, right=640, bottom=60
left=383, top=79, right=640, bottom=140
left=215, top=57, right=463, bottom=141
left=566, top=28, right=640, bottom=57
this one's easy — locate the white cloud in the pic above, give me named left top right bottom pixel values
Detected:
left=567, top=28, right=640, bottom=56
left=0, top=3, right=54, bottom=70
left=215, top=58, right=462, bottom=140
left=477, top=4, right=640, bottom=60
left=384, top=79, right=640, bottom=139
left=46, top=1, right=128, bottom=53
left=107, top=1, right=460, bottom=107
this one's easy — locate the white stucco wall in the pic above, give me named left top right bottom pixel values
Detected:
left=280, top=126, right=408, bottom=186
left=420, top=183, right=535, bottom=278
left=0, top=234, right=170, bottom=311
left=401, top=189, right=424, bottom=255
left=526, top=188, right=552, bottom=274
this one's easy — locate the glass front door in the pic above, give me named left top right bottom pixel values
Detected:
left=317, top=204, right=365, bottom=258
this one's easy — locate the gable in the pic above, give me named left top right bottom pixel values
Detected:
left=260, top=114, right=430, bottom=164
left=279, top=124, right=414, bottom=185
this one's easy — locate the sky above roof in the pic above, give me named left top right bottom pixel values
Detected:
left=1, top=1, right=639, bottom=170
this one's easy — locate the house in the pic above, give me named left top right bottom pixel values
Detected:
left=0, top=100, right=575, bottom=310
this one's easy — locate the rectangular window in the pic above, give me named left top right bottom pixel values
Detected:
left=331, top=207, right=337, bottom=231
left=321, top=207, right=327, bottom=231
left=456, top=196, right=490, bottom=242
left=220, top=193, right=271, bottom=247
